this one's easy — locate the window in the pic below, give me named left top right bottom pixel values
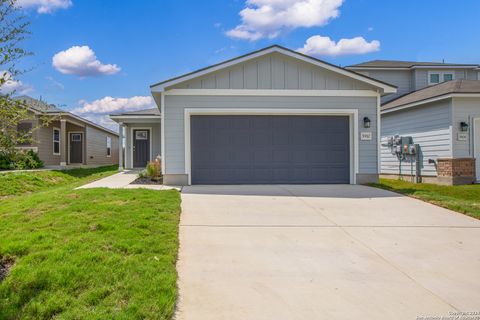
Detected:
left=17, top=122, right=33, bottom=146
left=53, top=128, right=60, bottom=155
left=428, top=71, right=454, bottom=85
left=71, top=133, right=82, bottom=142
left=106, top=136, right=111, bottom=157
left=135, top=131, right=148, bottom=140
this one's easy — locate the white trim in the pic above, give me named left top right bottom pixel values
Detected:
left=376, top=92, right=381, bottom=174
left=346, top=67, right=411, bottom=71
left=347, top=66, right=477, bottom=71
left=110, top=115, right=161, bottom=121
left=160, top=93, right=165, bottom=174
left=53, top=127, right=61, bottom=156
left=427, top=70, right=455, bottom=86
left=164, top=89, right=379, bottom=97
left=67, top=131, right=84, bottom=164
left=382, top=93, right=480, bottom=114
left=130, top=127, right=153, bottom=168
left=473, top=117, right=480, bottom=182
left=184, top=108, right=359, bottom=185
left=150, top=46, right=396, bottom=93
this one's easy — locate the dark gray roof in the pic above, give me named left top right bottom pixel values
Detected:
left=15, top=95, right=63, bottom=113
left=348, top=60, right=478, bottom=69
left=111, top=108, right=160, bottom=116
left=382, top=80, right=480, bottom=111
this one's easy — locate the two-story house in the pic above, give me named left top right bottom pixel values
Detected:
left=347, top=60, right=480, bottom=185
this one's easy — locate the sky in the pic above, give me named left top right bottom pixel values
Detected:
left=5, top=0, right=480, bottom=130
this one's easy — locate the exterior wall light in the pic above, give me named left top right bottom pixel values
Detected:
left=460, top=121, right=469, bottom=132
left=363, top=117, right=371, bottom=128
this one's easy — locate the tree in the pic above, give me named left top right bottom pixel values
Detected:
left=0, top=0, right=35, bottom=156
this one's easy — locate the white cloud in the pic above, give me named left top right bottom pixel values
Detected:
left=0, top=71, right=33, bottom=95
left=52, top=46, right=120, bottom=77
left=298, top=35, right=380, bottom=56
left=17, top=0, right=72, bottom=14
left=227, top=0, right=343, bottom=40
left=72, top=96, right=156, bottom=131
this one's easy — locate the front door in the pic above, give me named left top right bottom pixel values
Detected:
left=475, top=118, right=480, bottom=182
left=133, top=129, right=150, bottom=168
left=69, top=133, right=83, bottom=164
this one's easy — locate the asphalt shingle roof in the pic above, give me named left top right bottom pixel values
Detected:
left=15, top=95, right=63, bottom=113
left=348, top=60, right=478, bottom=68
left=382, top=80, right=480, bottom=111
left=113, top=108, right=160, bottom=116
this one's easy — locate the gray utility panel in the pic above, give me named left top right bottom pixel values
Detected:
left=190, top=115, right=350, bottom=184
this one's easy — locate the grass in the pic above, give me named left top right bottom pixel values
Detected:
left=0, top=167, right=181, bottom=319
left=369, top=178, right=480, bottom=219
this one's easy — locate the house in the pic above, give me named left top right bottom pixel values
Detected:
left=16, top=96, right=119, bottom=169
left=110, top=45, right=397, bottom=185
left=346, top=61, right=480, bottom=185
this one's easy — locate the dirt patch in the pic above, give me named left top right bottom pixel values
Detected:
left=130, top=177, right=163, bottom=185
left=0, top=256, right=14, bottom=282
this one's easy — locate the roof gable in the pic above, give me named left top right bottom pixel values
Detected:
left=150, top=45, right=396, bottom=94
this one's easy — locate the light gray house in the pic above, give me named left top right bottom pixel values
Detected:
left=110, top=45, right=396, bottom=185
left=347, top=61, right=480, bottom=185
left=15, top=96, right=120, bottom=169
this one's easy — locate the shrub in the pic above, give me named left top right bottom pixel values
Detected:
left=0, top=150, right=44, bottom=170
left=145, top=156, right=162, bottom=180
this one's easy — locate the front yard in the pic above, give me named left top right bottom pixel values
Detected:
left=0, top=167, right=181, bottom=319
left=370, top=178, right=480, bottom=220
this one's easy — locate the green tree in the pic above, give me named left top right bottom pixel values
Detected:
left=0, top=0, right=35, bottom=157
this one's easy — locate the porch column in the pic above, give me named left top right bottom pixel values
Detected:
left=60, top=119, right=67, bottom=167
left=118, top=122, right=124, bottom=171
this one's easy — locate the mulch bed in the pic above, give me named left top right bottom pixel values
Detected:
left=130, top=176, right=163, bottom=185
left=0, top=256, right=14, bottom=282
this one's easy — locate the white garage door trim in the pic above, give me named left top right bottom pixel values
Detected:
left=184, top=108, right=359, bottom=185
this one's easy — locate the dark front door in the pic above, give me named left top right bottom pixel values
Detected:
left=69, top=133, right=83, bottom=164
left=133, top=129, right=150, bottom=168
left=191, top=115, right=350, bottom=184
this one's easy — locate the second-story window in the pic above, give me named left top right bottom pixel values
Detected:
left=428, top=71, right=454, bottom=85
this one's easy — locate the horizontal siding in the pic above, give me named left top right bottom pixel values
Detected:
left=452, top=97, right=480, bottom=158
left=85, top=126, right=119, bottom=166
left=165, top=95, right=378, bottom=175
left=381, top=100, right=452, bottom=176
left=170, top=52, right=375, bottom=91
left=124, top=122, right=161, bottom=169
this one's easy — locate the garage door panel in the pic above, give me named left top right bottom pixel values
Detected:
left=191, top=115, right=350, bottom=184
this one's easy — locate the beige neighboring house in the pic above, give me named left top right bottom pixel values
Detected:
left=15, top=96, right=119, bottom=169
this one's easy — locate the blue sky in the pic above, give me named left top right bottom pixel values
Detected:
left=8, top=0, right=480, bottom=129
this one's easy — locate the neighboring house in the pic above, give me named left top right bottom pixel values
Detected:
left=110, top=45, right=396, bottom=185
left=346, top=60, right=480, bottom=103
left=15, top=96, right=119, bottom=168
left=347, top=61, right=480, bottom=185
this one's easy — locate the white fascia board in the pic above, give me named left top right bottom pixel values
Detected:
left=164, top=89, right=380, bottom=97
left=412, top=65, right=477, bottom=69
left=150, top=47, right=397, bottom=94
left=346, top=67, right=411, bottom=71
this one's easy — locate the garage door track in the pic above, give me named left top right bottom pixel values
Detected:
left=176, top=185, right=480, bottom=320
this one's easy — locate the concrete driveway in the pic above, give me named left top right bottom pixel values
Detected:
left=176, top=185, right=480, bottom=320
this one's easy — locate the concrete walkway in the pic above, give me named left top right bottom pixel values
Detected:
left=77, top=170, right=180, bottom=190
left=176, top=185, right=480, bottom=320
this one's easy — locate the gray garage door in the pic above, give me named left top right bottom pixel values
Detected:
left=191, top=115, right=350, bottom=184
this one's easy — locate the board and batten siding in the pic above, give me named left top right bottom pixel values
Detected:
left=169, top=53, right=375, bottom=91
left=164, top=95, right=378, bottom=177
left=381, top=99, right=453, bottom=176
left=85, top=126, right=119, bottom=166
left=124, top=122, right=161, bottom=168
left=452, top=97, right=480, bottom=158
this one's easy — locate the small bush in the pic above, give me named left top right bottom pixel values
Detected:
left=0, top=150, right=44, bottom=170
left=145, top=156, right=162, bottom=180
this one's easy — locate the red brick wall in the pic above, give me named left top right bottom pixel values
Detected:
left=437, top=158, right=475, bottom=177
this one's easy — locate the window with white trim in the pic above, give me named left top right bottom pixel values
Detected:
left=53, top=128, right=60, bottom=155
left=106, top=136, right=111, bottom=157
left=428, top=71, right=455, bottom=85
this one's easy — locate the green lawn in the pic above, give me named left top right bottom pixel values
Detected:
left=370, top=178, right=480, bottom=220
left=0, top=167, right=181, bottom=319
